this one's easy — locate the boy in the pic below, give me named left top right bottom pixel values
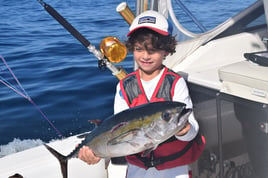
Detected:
left=79, top=10, right=204, bottom=178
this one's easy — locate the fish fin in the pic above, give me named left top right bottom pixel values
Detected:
left=89, top=119, right=102, bottom=127
left=77, top=132, right=90, bottom=139
left=44, top=144, right=68, bottom=178
left=105, top=158, right=111, bottom=169
left=141, top=146, right=157, bottom=157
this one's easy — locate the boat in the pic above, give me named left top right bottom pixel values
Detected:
left=0, top=0, right=267, bottom=177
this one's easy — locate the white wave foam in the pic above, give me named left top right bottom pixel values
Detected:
left=0, top=138, right=44, bottom=158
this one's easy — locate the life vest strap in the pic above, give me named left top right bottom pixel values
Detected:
left=136, top=134, right=202, bottom=168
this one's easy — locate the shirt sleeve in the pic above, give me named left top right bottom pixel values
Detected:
left=173, top=78, right=199, bottom=141
left=114, top=82, right=129, bottom=114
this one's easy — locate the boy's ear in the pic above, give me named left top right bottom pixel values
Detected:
left=164, top=51, right=169, bottom=56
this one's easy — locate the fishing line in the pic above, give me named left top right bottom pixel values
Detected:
left=0, top=54, right=63, bottom=139
left=0, top=55, right=30, bottom=100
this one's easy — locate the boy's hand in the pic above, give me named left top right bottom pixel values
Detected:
left=176, top=122, right=191, bottom=136
left=78, top=146, right=101, bottom=165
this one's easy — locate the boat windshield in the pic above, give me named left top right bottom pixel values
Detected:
left=169, top=0, right=258, bottom=34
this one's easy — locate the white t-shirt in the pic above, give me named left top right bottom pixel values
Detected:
left=113, top=68, right=199, bottom=178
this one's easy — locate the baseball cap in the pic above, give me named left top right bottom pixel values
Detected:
left=127, top=10, right=172, bottom=37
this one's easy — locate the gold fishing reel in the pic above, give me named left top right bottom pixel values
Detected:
left=99, top=36, right=127, bottom=63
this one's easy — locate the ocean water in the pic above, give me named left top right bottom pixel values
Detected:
left=0, top=0, right=256, bottom=156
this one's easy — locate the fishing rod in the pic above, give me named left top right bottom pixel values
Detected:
left=38, top=0, right=127, bottom=80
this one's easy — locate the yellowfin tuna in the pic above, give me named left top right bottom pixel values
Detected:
left=44, top=101, right=191, bottom=178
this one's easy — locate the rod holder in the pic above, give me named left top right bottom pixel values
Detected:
left=116, top=2, right=135, bottom=25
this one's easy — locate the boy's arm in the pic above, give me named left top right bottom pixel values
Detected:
left=173, top=78, right=199, bottom=141
left=114, top=82, right=129, bottom=114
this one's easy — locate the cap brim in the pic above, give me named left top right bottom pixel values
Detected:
left=127, top=26, right=169, bottom=37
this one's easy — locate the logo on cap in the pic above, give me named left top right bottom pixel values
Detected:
left=138, top=16, right=156, bottom=24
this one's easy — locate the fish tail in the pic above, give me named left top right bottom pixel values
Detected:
left=44, top=144, right=68, bottom=178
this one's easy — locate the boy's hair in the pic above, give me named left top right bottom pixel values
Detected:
left=126, top=28, right=177, bottom=55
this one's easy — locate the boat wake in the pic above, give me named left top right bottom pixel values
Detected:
left=0, top=138, right=44, bottom=158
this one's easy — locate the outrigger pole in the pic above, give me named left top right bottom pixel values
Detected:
left=38, top=0, right=127, bottom=80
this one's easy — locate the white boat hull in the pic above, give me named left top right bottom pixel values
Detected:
left=0, top=135, right=127, bottom=178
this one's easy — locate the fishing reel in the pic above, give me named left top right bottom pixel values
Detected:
left=96, top=36, right=128, bottom=79
left=98, top=36, right=127, bottom=71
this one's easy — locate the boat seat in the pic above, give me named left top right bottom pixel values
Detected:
left=219, top=59, right=268, bottom=104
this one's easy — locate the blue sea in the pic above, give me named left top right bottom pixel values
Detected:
left=0, top=0, right=256, bottom=156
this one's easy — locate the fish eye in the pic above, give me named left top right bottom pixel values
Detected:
left=162, top=111, right=171, bottom=121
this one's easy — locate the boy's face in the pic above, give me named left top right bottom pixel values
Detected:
left=133, top=42, right=167, bottom=79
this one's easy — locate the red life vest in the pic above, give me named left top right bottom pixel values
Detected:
left=119, top=67, right=205, bottom=170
